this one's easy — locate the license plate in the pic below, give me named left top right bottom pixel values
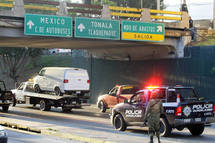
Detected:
left=76, top=91, right=81, bottom=94
left=184, top=119, right=191, bottom=123
left=195, top=118, right=201, bottom=122
left=72, top=101, right=76, bottom=104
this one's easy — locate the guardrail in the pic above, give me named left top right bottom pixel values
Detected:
left=0, top=0, right=189, bottom=29
left=109, top=6, right=182, bottom=21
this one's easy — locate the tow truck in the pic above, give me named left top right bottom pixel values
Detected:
left=0, top=80, right=14, bottom=112
left=111, top=85, right=215, bottom=136
left=11, top=82, right=90, bottom=112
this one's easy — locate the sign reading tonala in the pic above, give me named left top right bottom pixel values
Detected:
left=75, top=17, right=120, bottom=40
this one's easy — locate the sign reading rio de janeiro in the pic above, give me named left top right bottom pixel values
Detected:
left=75, top=17, right=120, bottom=40
left=121, top=21, right=165, bottom=42
left=24, top=14, right=73, bottom=37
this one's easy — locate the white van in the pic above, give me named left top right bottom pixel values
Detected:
left=33, top=67, right=90, bottom=96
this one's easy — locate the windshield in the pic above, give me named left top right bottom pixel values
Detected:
left=0, top=81, right=6, bottom=91
left=176, top=88, right=198, bottom=101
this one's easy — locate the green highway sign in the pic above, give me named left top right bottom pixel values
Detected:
left=75, top=17, right=120, bottom=40
left=24, top=14, right=72, bottom=37
left=121, top=21, right=165, bottom=42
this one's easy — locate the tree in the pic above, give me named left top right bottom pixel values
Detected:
left=0, top=47, right=42, bottom=84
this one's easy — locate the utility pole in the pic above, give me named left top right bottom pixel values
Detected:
left=214, top=0, right=215, bottom=29
left=157, top=0, right=160, bottom=10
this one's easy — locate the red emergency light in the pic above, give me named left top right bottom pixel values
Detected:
left=175, top=106, right=182, bottom=116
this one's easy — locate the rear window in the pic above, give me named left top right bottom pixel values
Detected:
left=176, top=88, right=198, bottom=101
left=0, top=81, right=6, bottom=91
left=121, top=86, right=139, bottom=94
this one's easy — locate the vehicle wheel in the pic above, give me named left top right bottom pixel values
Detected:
left=160, top=118, right=172, bottom=137
left=55, top=87, right=63, bottom=96
left=98, top=101, right=106, bottom=113
left=2, top=106, right=9, bottom=112
left=188, top=124, right=205, bottom=136
left=34, top=84, right=41, bottom=93
left=113, top=114, right=127, bottom=131
left=11, top=95, right=16, bottom=107
left=39, top=100, right=51, bottom=111
left=62, top=107, right=71, bottom=112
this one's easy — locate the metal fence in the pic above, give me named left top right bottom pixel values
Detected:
left=71, top=46, right=215, bottom=103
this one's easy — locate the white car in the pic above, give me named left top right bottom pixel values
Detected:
left=0, top=125, right=7, bottom=143
left=33, top=67, right=90, bottom=96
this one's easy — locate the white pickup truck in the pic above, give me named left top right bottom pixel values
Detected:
left=11, top=82, right=90, bottom=112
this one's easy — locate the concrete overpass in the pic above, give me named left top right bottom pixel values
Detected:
left=0, top=0, right=191, bottom=60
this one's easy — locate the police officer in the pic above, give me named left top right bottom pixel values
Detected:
left=143, top=89, right=164, bottom=143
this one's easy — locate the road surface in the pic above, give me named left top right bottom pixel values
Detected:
left=0, top=105, right=215, bottom=143
left=6, top=128, right=83, bottom=143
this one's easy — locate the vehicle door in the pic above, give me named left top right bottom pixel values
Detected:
left=124, top=92, right=148, bottom=123
left=106, top=87, right=119, bottom=108
left=118, top=86, right=138, bottom=103
left=37, top=69, right=47, bottom=90
left=15, top=83, right=25, bottom=101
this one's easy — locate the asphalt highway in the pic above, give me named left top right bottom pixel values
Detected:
left=6, top=128, right=84, bottom=143
left=1, top=105, right=215, bottom=143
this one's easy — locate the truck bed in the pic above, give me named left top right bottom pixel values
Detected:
left=23, top=91, right=79, bottom=100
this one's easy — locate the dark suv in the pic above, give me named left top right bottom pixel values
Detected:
left=110, top=86, right=215, bottom=136
left=0, top=80, right=14, bottom=111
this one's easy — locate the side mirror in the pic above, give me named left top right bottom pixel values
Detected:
left=199, top=97, right=205, bottom=101
left=123, top=99, right=128, bottom=104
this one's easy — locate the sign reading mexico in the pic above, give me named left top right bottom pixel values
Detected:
left=75, top=17, right=120, bottom=40
left=122, top=21, right=165, bottom=42
left=24, top=14, right=72, bottom=37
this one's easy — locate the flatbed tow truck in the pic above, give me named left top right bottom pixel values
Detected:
left=11, top=82, right=90, bottom=112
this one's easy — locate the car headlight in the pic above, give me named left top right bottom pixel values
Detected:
left=0, top=130, right=7, bottom=137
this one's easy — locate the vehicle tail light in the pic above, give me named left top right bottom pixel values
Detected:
left=176, top=94, right=181, bottom=103
left=87, top=80, right=90, bottom=84
left=213, top=105, right=215, bottom=114
left=64, top=79, right=69, bottom=83
left=176, top=106, right=182, bottom=116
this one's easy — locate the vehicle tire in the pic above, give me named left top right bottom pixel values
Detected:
left=2, top=105, right=9, bottom=112
left=55, top=87, right=63, bottom=96
left=188, top=124, right=205, bottom=136
left=113, top=114, right=127, bottom=131
left=39, top=100, right=51, bottom=111
left=11, top=95, right=16, bottom=107
left=160, top=118, right=172, bottom=137
left=34, top=84, right=41, bottom=93
left=62, top=107, right=71, bottom=113
left=98, top=101, right=106, bottom=113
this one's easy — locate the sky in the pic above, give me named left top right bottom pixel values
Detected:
left=70, top=0, right=213, bottom=20
left=164, top=0, right=213, bottom=20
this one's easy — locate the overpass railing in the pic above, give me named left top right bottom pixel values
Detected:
left=0, top=0, right=189, bottom=29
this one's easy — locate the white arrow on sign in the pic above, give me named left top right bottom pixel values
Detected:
left=157, top=26, right=163, bottom=32
left=27, top=20, right=34, bottom=29
left=78, top=23, right=85, bottom=32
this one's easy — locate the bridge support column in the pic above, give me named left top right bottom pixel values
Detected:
left=13, top=0, right=25, bottom=17
left=140, top=8, right=151, bottom=22
left=101, top=5, right=111, bottom=19
left=57, top=1, right=68, bottom=16
left=180, top=12, right=189, bottom=29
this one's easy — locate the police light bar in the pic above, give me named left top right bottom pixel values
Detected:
left=146, top=86, right=159, bottom=90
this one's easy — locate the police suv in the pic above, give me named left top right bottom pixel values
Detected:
left=110, top=86, right=215, bottom=136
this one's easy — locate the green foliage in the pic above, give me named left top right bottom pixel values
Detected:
left=0, top=48, right=42, bottom=83
left=93, top=0, right=116, bottom=6
left=196, top=39, right=215, bottom=46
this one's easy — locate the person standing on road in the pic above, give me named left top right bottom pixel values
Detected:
left=143, top=89, right=164, bottom=143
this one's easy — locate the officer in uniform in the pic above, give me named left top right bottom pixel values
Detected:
left=143, top=89, right=164, bottom=143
